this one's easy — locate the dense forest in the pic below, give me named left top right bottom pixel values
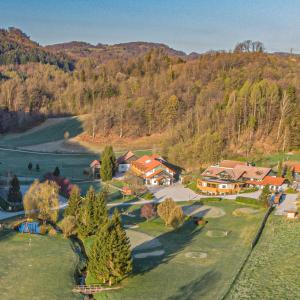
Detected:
left=1, top=28, right=300, bottom=167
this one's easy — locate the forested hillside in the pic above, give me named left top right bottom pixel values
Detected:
left=0, top=27, right=74, bottom=70
left=0, top=28, right=300, bottom=168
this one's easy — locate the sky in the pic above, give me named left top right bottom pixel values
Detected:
left=0, top=0, right=300, bottom=54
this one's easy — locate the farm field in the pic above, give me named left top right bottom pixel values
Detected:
left=86, top=201, right=265, bottom=300
left=228, top=215, right=300, bottom=299
left=0, top=230, right=82, bottom=300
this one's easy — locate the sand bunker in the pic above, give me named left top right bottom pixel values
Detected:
left=134, top=250, right=165, bottom=259
left=206, top=230, right=230, bottom=238
left=233, top=208, right=259, bottom=216
left=182, top=205, right=226, bottom=218
left=124, top=224, right=139, bottom=229
left=185, top=252, right=208, bottom=259
left=126, top=229, right=162, bottom=250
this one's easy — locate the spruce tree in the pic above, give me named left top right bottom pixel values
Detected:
left=108, top=209, right=132, bottom=285
left=64, top=185, right=82, bottom=218
left=92, top=191, right=109, bottom=232
left=77, top=186, right=96, bottom=237
left=259, top=184, right=271, bottom=207
left=88, top=223, right=111, bottom=283
left=53, top=166, right=60, bottom=177
left=277, top=161, right=283, bottom=177
left=7, top=175, right=22, bottom=203
left=100, top=147, right=113, bottom=181
left=285, top=166, right=294, bottom=183
left=88, top=209, right=132, bottom=286
left=107, top=145, right=117, bottom=175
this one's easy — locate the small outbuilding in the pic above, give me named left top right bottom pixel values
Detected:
left=286, top=210, right=298, bottom=219
left=117, top=151, right=137, bottom=173
left=90, top=160, right=101, bottom=178
left=18, top=220, right=40, bottom=234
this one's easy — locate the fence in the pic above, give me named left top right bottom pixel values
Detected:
left=221, top=206, right=274, bottom=300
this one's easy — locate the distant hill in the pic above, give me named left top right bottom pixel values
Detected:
left=0, top=27, right=74, bottom=70
left=46, top=41, right=189, bottom=61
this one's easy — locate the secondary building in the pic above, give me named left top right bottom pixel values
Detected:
left=247, top=176, right=288, bottom=192
left=117, top=151, right=137, bottom=173
left=197, top=160, right=272, bottom=195
left=131, top=154, right=176, bottom=186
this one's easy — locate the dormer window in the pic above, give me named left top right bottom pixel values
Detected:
left=145, top=159, right=152, bottom=163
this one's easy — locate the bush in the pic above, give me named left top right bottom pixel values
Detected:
left=240, top=187, right=258, bottom=194
left=39, top=224, right=48, bottom=235
left=235, top=196, right=263, bottom=207
left=143, top=192, right=154, bottom=200
left=48, top=227, right=57, bottom=236
left=140, top=203, right=156, bottom=220
left=168, top=206, right=184, bottom=229
left=285, top=187, right=297, bottom=194
left=60, top=216, right=77, bottom=238
left=182, top=175, right=192, bottom=185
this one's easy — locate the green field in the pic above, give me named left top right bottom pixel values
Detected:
left=86, top=201, right=265, bottom=300
left=0, top=117, right=84, bottom=147
left=0, top=230, right=82, bottom=300
left=228, top=215, right=300, bottom=299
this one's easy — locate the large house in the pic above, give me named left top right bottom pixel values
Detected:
left=197, top=160, right=272, bottom=195
left=117, top=151, right=137, bottom=173
left=284, top=162, right=300, bottom=182
left=131, top=154, right=176, bottom=185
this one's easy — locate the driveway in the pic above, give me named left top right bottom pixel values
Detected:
left=148, top=183, right=261, bottom=202
left=275, top=193, right=298, bottom=215
left=148, top=183, right=201, bottom=202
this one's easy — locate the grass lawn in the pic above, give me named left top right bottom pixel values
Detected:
left=0, top=230, right=82, bottom=300
left=0, top=149, right=97, bottom=181
left=86, top=201, right=265, bottom=300
left=228, top=215, right=300, bottom=299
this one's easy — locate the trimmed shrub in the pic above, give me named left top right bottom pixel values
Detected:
left=235, top=196, right=263, bottom=207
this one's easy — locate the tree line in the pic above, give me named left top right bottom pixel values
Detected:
left=1, top=36, right=300, bottom=167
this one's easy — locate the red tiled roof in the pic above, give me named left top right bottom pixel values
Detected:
left=90, top=160, right=100, bottom=168
left=247, top=176, right=286, bottom=186
left=202, top=164, right=271, bottom=181
left=219, top=160, right=247, bottom=168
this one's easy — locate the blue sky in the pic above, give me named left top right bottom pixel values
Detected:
left=0, top=0, right=299, bottom=54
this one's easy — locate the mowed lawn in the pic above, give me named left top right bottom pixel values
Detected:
left=228, top=215, right=300, bottom=299
left=87, top=201, right=265, bottom=300
left=0, top=230, right=82, bottom=300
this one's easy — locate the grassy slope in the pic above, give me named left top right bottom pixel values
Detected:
left=0, top=116, right=84, bottom=147
left=0, top=230, right=82, bottom=300
left=228, top=215, right=300, bottom=300
left=87, top=201, right=264, bottom=300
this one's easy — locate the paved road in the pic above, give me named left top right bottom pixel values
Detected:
left=0, top=183, right=262, bottom=221
left=275, top=193, right=298, bottom=215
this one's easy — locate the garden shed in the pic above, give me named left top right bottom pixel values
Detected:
left=18, top=221, right=40, bottom=234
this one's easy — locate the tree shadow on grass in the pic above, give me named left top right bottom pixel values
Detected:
left=132, top=221, right=203, bottom=276
left=167, top=270, right=221, bottom=300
